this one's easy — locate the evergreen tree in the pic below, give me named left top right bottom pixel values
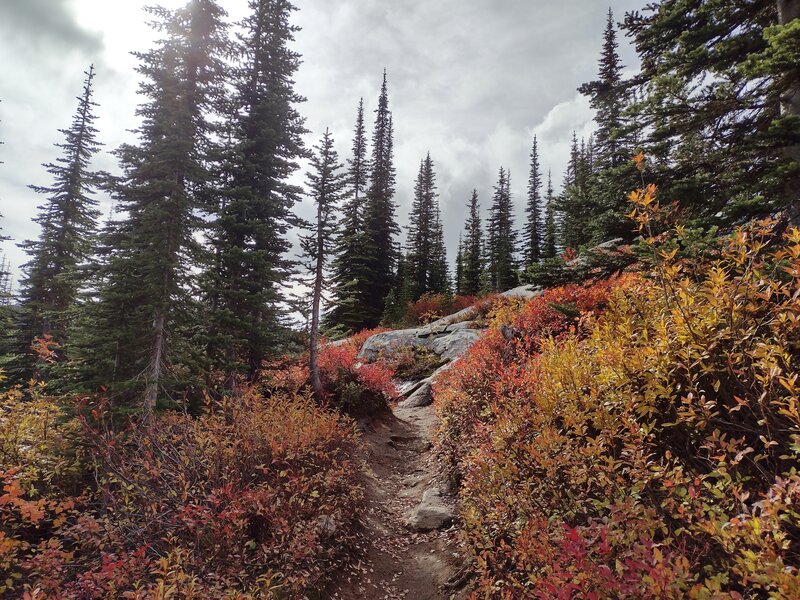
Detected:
left=406, top=153, right=448, bottom=298
left=382, top=252, right=410, bottom=326
left=205, top=0, right=307, bottom=382
left=461, top=189, right=483, bottom=295
left=557, top=134, right=596, bottom=249
left=542, top=171, right=557, bottom=260
left=78, top=0, right=228, bottom=411
left=17, top=66, right=101, bottom=365
left=361, top=71, right=398, bottom=327
left=486, top=167, right=517, bottom=291
left=300, top=129, right=345, bottom=400
left=522, top=135, right=543, bottom=268
left=0, top=118, right=20, bottom=383
left=574, top=9, right=640, bottom=245
left=579, top=8, right=625, bottom=168
left=327, top=99, right=370, bottom=333
left=454, top=234, right=464, bottom=295
left=624, top=1, right=800, bottom=221
left=429, top=200, right=450, bottom=294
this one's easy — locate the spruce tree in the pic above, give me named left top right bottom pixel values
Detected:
left=0, top=117, right=20, bottom=383
left=624, top=1, right=799, bottom=221
left=78, top=1, right=228, bottom=411
left=301, top=129, right=345, bottom=400
left=579, top=8, right=625, bottom=168
left=461, top=189, right=483, bottom=295
left=576, top=9, right=639, bottom=244
left=205, top=0, right=307, bottom=382
left=557, top=134, right=596, bottom=249
left=406, top=153, right=448, bottom=299
left=429, top=201, right=450, bottom=295
left=382, top=252, right=410, bottom=326
left=18, top=66, right=101, bottom=365
left=454, top=234, right=464, bottom=295
left=361, top=71, right=398, bottom=327
left=486, top=167, right=517, bottom=291
left=522, top=135, right=543, bottom=268
left=542, top=171, right=557, bottom=260
left=327, top=98, right=370, bottom=333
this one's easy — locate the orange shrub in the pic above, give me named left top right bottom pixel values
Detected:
left=436, top=220, right=800, bottom=598
left=261, top=327, right=398, bottom=417
left=405, top=293, right=480, bottom=325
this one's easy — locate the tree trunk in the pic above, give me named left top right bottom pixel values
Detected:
left=144, top=260, right=171, bottom=417
left=309, top=204, right=325, bottom=402
left=143, top=310, right=165, bottom=417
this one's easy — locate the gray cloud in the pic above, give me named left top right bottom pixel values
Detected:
left=292, top=0, right=643, bottom=263
left=0, top=0, right=102, bottom=53
left=0, top=0, right=645, bottom=288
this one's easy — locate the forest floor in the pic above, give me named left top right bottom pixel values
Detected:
left=328, top=400, right=472, bottom=600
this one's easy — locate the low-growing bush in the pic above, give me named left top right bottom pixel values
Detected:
left=391, top=346, right=448, bottom=381
left=2, top=387, right=362, bottom=598
left=261, top=328, right=398, bottom=418
left=436, top=217, right=800, bottom=598
left=405, top=293, right=480, bottom=325
left=436, top=276, right=627, bottom=474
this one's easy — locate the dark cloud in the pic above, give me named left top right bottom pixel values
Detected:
left=0, top=0, right=102, bottom=53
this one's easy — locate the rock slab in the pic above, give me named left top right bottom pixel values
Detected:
left=405, top=488, right=455, bottom=531
left=399, top=378, right=433, bottom=408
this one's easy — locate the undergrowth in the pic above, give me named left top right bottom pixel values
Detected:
left=436, top=185, right=800, bottom=597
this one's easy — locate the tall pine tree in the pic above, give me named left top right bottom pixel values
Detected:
left=78, top=1, right=228, bottom=411
left=406, top=153, right=448, bottom=299
left=542, top=171, right=557, bottom=260
left=301, top=129, right=345, bottom=400
left=577, top=8, right=639, bottom=244
left=18, top=66, right=101, bottom=364
left=461, top=189, right=483, bottom=295
left=522, top=135, right=543, bottom=268
left=327, top=98, right=370, bottom=333
left=205, top=0, right=307, bottom=382
left=361, top=71, right=398, bottom=327
left=454, top=234, right=464, bottom=295
left=486, top=167, right=517, bottom=291
left=580, top=8, right=625, bottom=169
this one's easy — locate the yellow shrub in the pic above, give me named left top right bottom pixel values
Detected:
left=439, top=219, right=800, bottom=598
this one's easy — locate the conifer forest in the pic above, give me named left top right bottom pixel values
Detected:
left=1, top=0, right=800, bottom=598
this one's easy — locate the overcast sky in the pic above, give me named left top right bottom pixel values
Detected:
left=0, top=0, right=643, bottom=289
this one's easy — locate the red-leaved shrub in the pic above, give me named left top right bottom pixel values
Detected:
left=3, top=387, right=362, bottom=598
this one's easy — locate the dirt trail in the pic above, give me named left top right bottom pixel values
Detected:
left=329, top=400, right=471, bottom=600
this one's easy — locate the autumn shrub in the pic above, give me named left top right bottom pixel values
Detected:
left=405, top=293, right=480, bottom=325
left=3, top=385, right=362, bottom=598
left=262, top=327, right=398, bottom=418
left=436, top=217, right=800, bottom=598
left=436, top=276, right=626, bottom=474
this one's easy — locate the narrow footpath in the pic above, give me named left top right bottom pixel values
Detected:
left=329, top=399, right=472, bottom=600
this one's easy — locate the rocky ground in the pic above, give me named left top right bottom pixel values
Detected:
left=328, top=401, right=470, bottom=600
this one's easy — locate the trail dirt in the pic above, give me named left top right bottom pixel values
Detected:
left=328, top=400, right=472, bottom=600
